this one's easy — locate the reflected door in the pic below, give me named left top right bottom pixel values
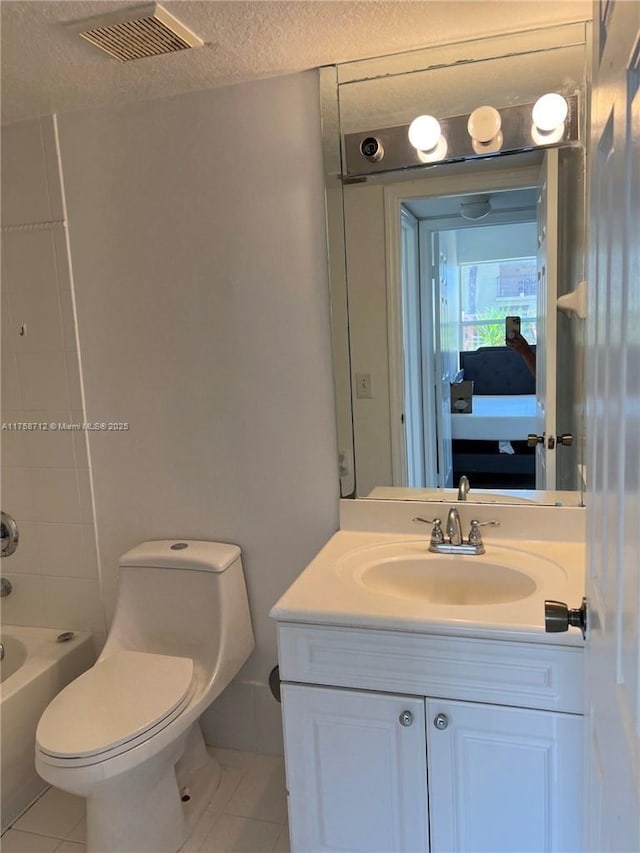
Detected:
left=535, top=149, right=559, bottom=489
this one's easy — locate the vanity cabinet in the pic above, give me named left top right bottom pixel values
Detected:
left=278, top=624, right=584, bottom=853
left=281, top=684, right=429, bottom=852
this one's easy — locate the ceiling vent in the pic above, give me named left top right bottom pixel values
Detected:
left=78, top=4, right=203, bottom=62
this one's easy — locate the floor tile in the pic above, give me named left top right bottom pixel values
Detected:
left=225, top=755, right=288, bottom=824
left=180, top=766, right=244, bottom=852
left=13, top=789, right=85, bottom=840
left=199, top=815, right=281, bottom=853
left=212, top=748, right=259, bottom=772
left=272, top=823, right=290, bottom=853
left=63, top=820, right=85, bottom=845
left=53, top=843, right=85, bottom=853
left=0, top=830, right=60, bottom=853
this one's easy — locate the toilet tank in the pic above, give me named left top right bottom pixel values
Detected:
left=102, top=540, right=254, bottom=679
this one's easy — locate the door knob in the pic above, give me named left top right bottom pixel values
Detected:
left=433, top=713, right=449, bottom=730
left=527, top=433, right=545, bottom=447
left=544, top=598, right=587, bottom=639
left=399, top=710, right=413, bottom=727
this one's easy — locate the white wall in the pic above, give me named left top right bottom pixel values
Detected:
left=0, top=117, right=105, bottom=637
left=56, top=72, right=339, bottom=753
left=455, top=222, right=537, bottom=263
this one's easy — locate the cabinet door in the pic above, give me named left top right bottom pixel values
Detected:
left=426, top=699, right=583, bottom=853
left=282, top=683, right=429, bottom=853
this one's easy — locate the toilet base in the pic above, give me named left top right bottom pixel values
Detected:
left=177, top=726, right=222, bottom=837
left=86, top=736, right=188, bottom=853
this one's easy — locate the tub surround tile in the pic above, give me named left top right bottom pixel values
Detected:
left=1, top=354, right=22, bottom=410
left=1, top=411, right=28, bottom=468
left=21, top=413, right=76, bottom=469
left=16, top=352, right=70, bottom=413
left=29, top=468, right=81, bottom=524
left=75, top=470, right=94, bottom=524
left=13, top=788, right=84, bottom=840
left=0, top=829, right=60, bottom=853
left=0, top=572, right=45, bottom=626
left=40, top=577, right=105, bottom=633
left=1, top=277, right=15, bottom=354
left=63, top=353, right=83, bottom=412
left=0, top=522, right=40, bottom=574
left=36, top=523, right=96, bottom=579
left=1, top=467, right=36, bottom=523
left=2, top=229, right=65, bottom=355
left=0, top=119, right=56, bottom=227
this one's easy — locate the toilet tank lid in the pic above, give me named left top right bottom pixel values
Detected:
left=119, top=540, right=241, bottom=572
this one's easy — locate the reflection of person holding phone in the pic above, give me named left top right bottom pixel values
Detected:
left=507, top=331, right=536, bottom=376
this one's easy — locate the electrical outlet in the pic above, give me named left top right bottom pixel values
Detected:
left=355, top=372, right=372, bottom=399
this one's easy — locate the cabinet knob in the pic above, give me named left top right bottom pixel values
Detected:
left=399, top=710, right=413, bottom=727
left=433, top=713, right=449, bottom=730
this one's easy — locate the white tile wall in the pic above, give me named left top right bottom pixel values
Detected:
left=0, top=117, right=104, bottom=637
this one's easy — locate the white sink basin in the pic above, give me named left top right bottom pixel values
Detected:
left=337, top=541, right=567, bottom=607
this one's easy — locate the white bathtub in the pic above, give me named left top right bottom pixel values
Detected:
left=1, top=625, right=96, bottom=831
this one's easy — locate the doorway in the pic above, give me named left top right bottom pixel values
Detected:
left=400, top=193, right=540, bottom=490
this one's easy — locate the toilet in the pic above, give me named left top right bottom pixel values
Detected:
left=35, top=540, right=255, bottom=853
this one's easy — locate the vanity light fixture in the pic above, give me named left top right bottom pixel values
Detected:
left=467, top=105, right=503, bottom=154
left=531, top=93, right=569, bottom=144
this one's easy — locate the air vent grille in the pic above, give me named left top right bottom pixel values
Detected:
left=78, top=5, right=202, bottom=62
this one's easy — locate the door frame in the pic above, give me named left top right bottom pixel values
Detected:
left=383, top=160, right=542, bottom=486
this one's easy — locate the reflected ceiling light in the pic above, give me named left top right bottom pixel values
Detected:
left=532, top=93, right=568, bottom=133
left=408, top=115, right=442, bottom=152
left=461, top=196, right=492, bottom=220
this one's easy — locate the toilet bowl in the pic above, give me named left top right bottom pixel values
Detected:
left=35, top=540, right=255, bottom=853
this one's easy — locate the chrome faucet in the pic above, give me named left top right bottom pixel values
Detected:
left=446, top=506, right=463, bottom=546
left=0, top=642, right=4, bottom=662
left=457, top=475, right=470, bottom=501
left=413, top=510, right=500, bottom=555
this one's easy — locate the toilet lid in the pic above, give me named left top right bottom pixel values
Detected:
left=36, top=651, right=194, bottom=759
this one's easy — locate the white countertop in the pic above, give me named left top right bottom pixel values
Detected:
left=271, top=528, right=585, bottom=646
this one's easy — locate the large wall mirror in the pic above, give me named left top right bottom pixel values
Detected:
left=321, top=21, right=590, bottom=507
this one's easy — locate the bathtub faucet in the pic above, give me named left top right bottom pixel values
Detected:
left=0, top=577, right=12, bottom=597
left=0, top=643, right=4, bottom=662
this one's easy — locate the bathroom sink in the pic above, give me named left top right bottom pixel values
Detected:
left=358, top=557, right=536, bottom=605
left=337, top=541, right=567, bottom=607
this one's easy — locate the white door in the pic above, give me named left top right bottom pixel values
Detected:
left=426, top=698, right=583, bottom=853
left=431, top=231, right=456, bottom=489
left=281, top=684, right=429, bottom=853
left=586, top=2, right=640, bottom=850
left=535, top=148, right=559, bottom=489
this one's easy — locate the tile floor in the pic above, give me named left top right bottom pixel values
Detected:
left=1, top=750, right=289, bottom=853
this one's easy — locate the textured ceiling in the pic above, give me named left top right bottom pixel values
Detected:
left=1, top=1, right=591, bottom=125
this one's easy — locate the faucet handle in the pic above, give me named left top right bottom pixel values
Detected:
left=412, top=516, right=444, bottom=545
left=468, top=519, right=500, bottom=546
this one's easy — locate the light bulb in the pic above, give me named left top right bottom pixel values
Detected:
left=467, top=106, right=501, bottom=143
left=532, top=93, right=568, bottom=133
left=408, top=115, right=441, bottom=152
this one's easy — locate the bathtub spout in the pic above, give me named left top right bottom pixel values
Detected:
left=0, top=643, right=4, bottom=661
left=0, top=577, right=12, bottom=597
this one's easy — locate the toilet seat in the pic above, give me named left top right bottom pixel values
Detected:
left=36, top=651, right=194, bottom=767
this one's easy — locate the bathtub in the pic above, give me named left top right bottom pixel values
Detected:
left=1, top=625, right=96, bottom=831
